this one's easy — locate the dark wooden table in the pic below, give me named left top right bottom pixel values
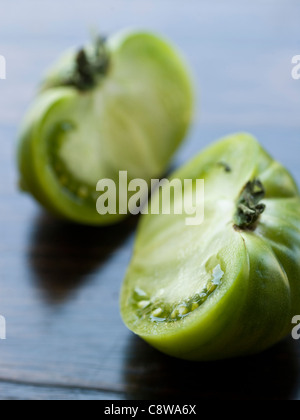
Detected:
left=1, top=0, right=300, bottom=400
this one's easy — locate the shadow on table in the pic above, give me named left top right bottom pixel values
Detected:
left=27, top=212, right=138, bottom=305
left=123, top=335, right=299, bottom=400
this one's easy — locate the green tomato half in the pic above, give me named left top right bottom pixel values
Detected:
left=120, top=133, right=300, bottom=361
left=17, top=31, right=193, bottom=225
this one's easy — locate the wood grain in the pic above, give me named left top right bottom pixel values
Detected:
left=0, top=0, right=300, bottom=400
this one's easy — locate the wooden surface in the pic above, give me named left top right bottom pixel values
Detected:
left=1, top=0, right=300, bottom=400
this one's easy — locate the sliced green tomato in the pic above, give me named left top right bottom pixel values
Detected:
left=18, top=31, right=193, bottom=225
left=120, top=133, right=300, bottom=361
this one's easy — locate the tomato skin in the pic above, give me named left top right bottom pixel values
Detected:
left=18, top=89, right=127, bottom=225
left=121, top=134, right=300, bottom=361
left=17, top=31, right=193, bottom=225
left=17, top=90, right=71, bottom=217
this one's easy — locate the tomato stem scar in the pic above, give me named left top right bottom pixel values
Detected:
left=234, top=179, right=266, bottom=229
left=63, top=36, right=110, bottom=91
